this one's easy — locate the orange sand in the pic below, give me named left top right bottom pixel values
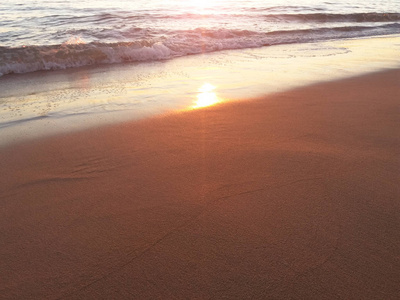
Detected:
left=1, top=70, right=399, bottom=299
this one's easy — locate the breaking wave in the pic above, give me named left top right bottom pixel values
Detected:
left=1, top=23, right=399, bottom=77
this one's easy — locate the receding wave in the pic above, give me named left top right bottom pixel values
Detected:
left=1, top=23, right=399, bottom=77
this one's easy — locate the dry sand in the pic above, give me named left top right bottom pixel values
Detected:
left=1, top=69, right=399, bottom=299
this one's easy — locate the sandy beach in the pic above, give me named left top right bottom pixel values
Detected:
left=1, top=69, right=399, bottom=299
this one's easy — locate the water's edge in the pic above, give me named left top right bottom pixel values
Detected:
left=0, top=35, right=399, bottom=147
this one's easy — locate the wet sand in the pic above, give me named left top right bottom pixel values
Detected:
left=1, top=69, right=399, bottom=299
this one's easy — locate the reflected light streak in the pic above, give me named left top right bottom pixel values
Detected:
left=193, top=83, right=220, bottom=108
left=186, top=0, right=214, bottom=9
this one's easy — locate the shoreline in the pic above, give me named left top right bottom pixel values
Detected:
left=1, top=34, right=399, bottom=147
left=1, top=68, right=399, bottom=299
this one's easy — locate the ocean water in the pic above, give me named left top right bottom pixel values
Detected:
left=1, top=0, right=400, bottom=76
left=0, top=1, right=400, bottom=146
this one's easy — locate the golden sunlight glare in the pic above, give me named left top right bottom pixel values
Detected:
left=187, top=0, right=212, bottom=9
left=193, top=83, right=220, bottom=108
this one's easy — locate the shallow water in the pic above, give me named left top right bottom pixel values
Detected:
left=0, top=35, right=399, bottom=146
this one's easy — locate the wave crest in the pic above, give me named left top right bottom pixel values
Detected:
left=1, top=23, right=399, bottom=77
left=264, top=12, right=400, bottom=23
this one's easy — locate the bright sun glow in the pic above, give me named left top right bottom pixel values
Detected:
left=187, top=0, right=213, bottom=9
left=193, top=83, right=220, bottom=108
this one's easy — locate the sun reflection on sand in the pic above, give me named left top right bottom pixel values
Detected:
left=193, top=83, right=220, bottom=108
